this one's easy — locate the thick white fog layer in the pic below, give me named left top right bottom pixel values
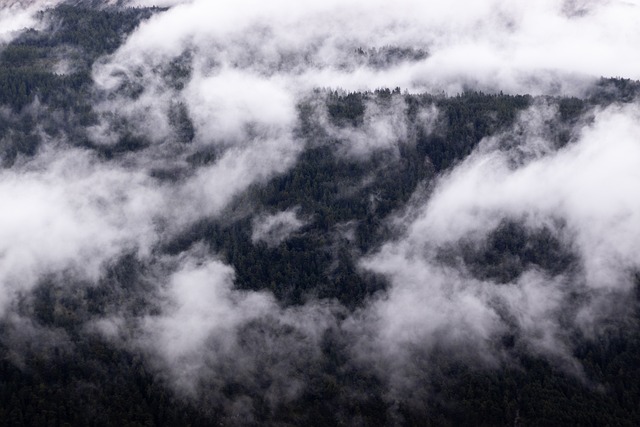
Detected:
left=7, top=0, right=640, bottom=89
left=1, top=0, right=640, bottom=415
left=105, top=0, right=640, bottom=96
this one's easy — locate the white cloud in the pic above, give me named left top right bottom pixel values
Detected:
left=131, top=247, right=340, bottom=402
left=0, top=147, right=163, bottom=315
left=140, top=254, right=275, bottom=385
left=0, top=1, right=62, bottom=44
left=98, top=0, right=640, bottom=97
left=333, top=94, right=409, bottom=159
left=252, top=208, right=307, bottom=247
left=184, top=68, right=296, bottom=144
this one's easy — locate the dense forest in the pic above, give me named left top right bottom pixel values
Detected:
left=0, top=2, right=639, bottom=426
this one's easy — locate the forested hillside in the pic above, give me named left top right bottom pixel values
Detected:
left=1, top=2, right=640, bottom=426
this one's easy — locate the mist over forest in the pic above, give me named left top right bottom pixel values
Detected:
left=1, top=1, right=640, bottom=426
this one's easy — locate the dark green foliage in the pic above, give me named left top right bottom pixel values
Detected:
left=168, top=102, right=195, bottom=143
left=327, top=91, right=367, bottom=126
left=185, top=147, right=218, bottom=167
left=0, top=69, right=92, bottom=111
left=393, top=337, right=640, bottom=427
left=0, top=69, right=55, bottom=110
left=354, top=46, right=428, bottom=68
left=588, top=77, right=640, bottom=105
left=0, top=4, right=162, bottom=104
left=439, top=220, right=577, bottom=284
left=0, top=4, right=160, bottom=164
left=558, top=97, right=585, bottom=122
left=0, top=335, right=211, bottom=427
left=160, top=52, right=193, bottom=91
left=0, top=45, right=50, bottom=69
left=414, top=91, right=532, bottom=170
left=97, top=133, right=149, bottom=158
left=28, top=5, right=163, bottom=57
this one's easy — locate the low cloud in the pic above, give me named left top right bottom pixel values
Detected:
left=332, top=93, right=409, bottom=160
left=106, top=0, right=640, bottom=94
left=0, top=1, right=63, bottom=44
left=0, top=147, right=163, bottom=316
left=120, top=246, right=342, bottom=418
left=251, top=207, right=308, bottom=247
left=139, top=250, right=276, bottom=390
